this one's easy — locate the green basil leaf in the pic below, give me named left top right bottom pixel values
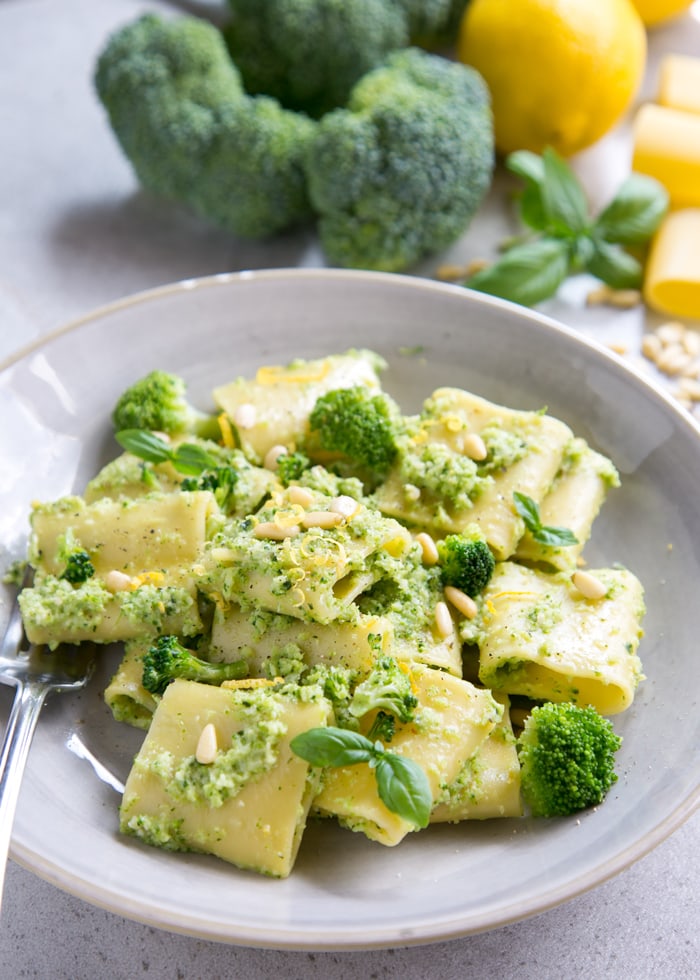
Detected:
left=586, top=239, right=643, bottom=289
left=467, top=237, right=570, bottom=307
left=541, top=147, right=589, bottom=236
left=507, top=151, right=548, bottom=230
left=531, top=524, right=579, bottom=547
left=594, top=173, right=669, bottom=245
left=512, top=491, right=543, bottom=531
left=290, top=727, right=373, bottom=769
left=507, top=150, right=545, bottom=185
left=115, top=429, right=173, bottom=464
left=171, top=442, right=221, bottom=476
left=374, top=753, right=432, bottom=828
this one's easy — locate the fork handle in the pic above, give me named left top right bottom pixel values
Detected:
left=0, top=682, right=48, bottom=912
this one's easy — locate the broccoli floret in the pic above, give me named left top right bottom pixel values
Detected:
left=399, top=0, right=469, bottom=42
left=142, top=635, right=248, bottom=696
left=518, top=702, right=622, bottom=818
left=275, top=450, right=312, bottom=486
left=438, top=527, right=495, bottom=597
left=60, top=551, right=95, bottom=585
left=56, top=530, right=95, bottom=584
left=224, top=0, right=410, bottom=117
left=305, top=47, right=494, bottom=271
left=95, top=14, right=316, bottom=238
left=348, top=655, right=418, bottom=742
left=112, top=370, right=219, bottom=439
left=308, top=387, right=400, bottom=476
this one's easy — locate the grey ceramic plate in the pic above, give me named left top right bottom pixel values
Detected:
left=1, top=269, right=699, bottom=949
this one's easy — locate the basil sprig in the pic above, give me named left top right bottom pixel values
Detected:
left=290, top=726, right=432, bottom=829
left=513, top=491, right=578, bottom=547
left=115, top=428, right=220, bottom=475
left=467, top=147, right=669, bottom=306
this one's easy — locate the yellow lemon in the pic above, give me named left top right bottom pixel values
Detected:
left=630, top=0, right=694, bottom=26
left=457, top=0, right=647, bottom=157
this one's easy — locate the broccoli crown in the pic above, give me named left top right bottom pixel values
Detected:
left=398, top=0, right=469, bottom=41
left=305, top=47, right=494, bottom=271
left=276, top=450, right=312, bottom=486
left=95, top=14, right=316, bottom=238
left=60, top=550, right=95, bottom=585
left=225, top=0, right=409, bottom=117
left=438, top=529, right=495, bottom=597
left=142, top=635, right=247, bottom=695
left=348, top=655, right=418, bottom=732
left=308, top=386, right=400, bottom=473
left=518, top=702, right=622, bottom=818
left=112, top=370, right=204, bottom=436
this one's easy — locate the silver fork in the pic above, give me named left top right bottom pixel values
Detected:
left=0, top=584, right=95, bottom=910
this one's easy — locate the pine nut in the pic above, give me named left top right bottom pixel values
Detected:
left=416, top=531, right=439, bottom=566
left=656, top=344, right=691, bottom=376
left=300, top=511, right=343, bottom=529
left=253, top=521, right=300, bottom=540
left=233, top=403, right=257, bottom=429
left=288, top=485, right=314, bottom=507
left=462, top=432, right=487, bottom=461
left=104, top=569, right=133, bottom=593
left=329, top=495, right=360, bottom=519
left=586, top=285, right=612, bottom=306
left=572, top=570, right=607, bottom=600
left=677, top=378, right=700, bottom=401
left=641, top=334, right=663, bottom=362
left=195, top=723, right=218, bottom=765
left=606, top=289, right=641, bottom=309
left=656, top=321, right=685, bottom=345
left=444, top=585, right=478, bottom=619
left=681, top=330, right=700, bottom=357
left=264, top=444, right=288, bottom=470
left=434, top=601, right=453, bottom=638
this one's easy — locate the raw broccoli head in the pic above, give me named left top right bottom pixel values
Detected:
left=348, top=655, right=418, bottom=740
left=111, top=370, right=219, bottom=438
left=305, top=47, right=494, bottom=271
left=518, top=702, right=622, bottom=818
left=437, top=529, right=495, bottom=597
left=399, top=0, right=469, bottom=42
left=308, top=386, right=400, bottom=474
left=95, top=14, right=316, bottom=238
left=142, top=635, right=247, bottom=696
left=224, top=0, right=409, bottom=117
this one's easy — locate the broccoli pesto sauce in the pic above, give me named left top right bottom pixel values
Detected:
left=138, top=689, right=288, bottom=808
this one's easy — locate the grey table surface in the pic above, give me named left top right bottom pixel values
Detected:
left=1, top=0, right=699, bottom=977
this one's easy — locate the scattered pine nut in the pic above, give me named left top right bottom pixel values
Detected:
left=444, top=585, right=478, bottom=620
left=465, top=257, right=490, bottom=276
left=586, top=285, right=641, bottom=308
left=436, top=263, right=470, bottom=282
left=434, top=601, right=453, bottom=638
left=656, top=344, right=691, bottom=376
left=264, top=444, right=288, bottom=470
left=608, top=342, right=627, bottom=355
left=104, top=569, right=133, bottom=593
left=416, top=531, right=439, bottom=566
left=300, top=510, right=343, bottom=529
left=572, top=570, right=607, bottom=600
left=195, top=723, right=218, bottom=765
left=233, top=403, right=257, bottom=429
left=253, top=521, right=300, bottom=540
left=641, top=334, right=663, bottom=361
left=288, top=485, right=314, bottom=507
left=329, top=495, right=360, bottom=519
left=677, top=378, right=700, bottom=402
left=462, top=432, right=488, bottom=461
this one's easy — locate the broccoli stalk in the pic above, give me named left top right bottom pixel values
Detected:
left=437, top=527, right=495, bottom=597
left=517, top=702, right=622, bottom=817
left=308, top=386, right=400, bottom=476
left=112, top=370, right=220, bottom=439
left=348, top=655, right=418, bottom=742
left=142, top=636, right=248, bottom=696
